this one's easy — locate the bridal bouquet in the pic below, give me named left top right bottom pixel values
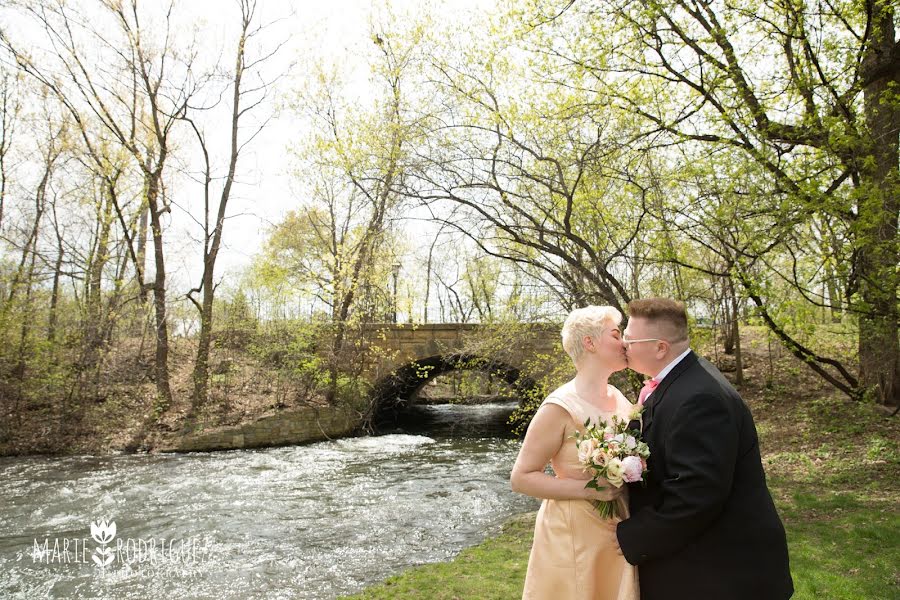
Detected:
left=572, top=408, right=650, bottom=519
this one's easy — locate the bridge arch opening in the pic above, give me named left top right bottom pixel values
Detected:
left=371, top=353, right=538, bottom=437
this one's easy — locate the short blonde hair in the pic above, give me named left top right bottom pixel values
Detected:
left=561, top=305, right=623, bottom=366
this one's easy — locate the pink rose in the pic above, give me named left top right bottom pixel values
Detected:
left=621, top=455, right=644, bottom=483
left=591, top=448, right=609, bottom=467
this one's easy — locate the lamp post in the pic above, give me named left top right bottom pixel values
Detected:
left=391, top=262, right=401, bottom=323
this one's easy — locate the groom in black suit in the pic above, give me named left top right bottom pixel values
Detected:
left=615, top=298, right=793, bottom=600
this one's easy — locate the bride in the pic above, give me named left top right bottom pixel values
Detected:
left=511, top=305, right=639, bottom=600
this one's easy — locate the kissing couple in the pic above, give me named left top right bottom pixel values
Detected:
left=510, top=298, right=793, bottom=600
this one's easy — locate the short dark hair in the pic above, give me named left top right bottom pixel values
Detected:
left=627, top=298, right=689, bottom=342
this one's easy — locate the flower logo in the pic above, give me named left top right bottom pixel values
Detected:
left=90, top=519, right=116, bottom=544
left=90, top=519, right=116, bottom=568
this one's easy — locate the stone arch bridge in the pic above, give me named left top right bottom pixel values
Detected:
left=358, top=323, right=561, bottom=418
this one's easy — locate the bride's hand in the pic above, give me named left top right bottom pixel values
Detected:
left=581, top=479, right=623, bottom=502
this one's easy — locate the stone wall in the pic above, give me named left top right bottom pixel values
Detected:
left=160, top=406, right=363, bottom=453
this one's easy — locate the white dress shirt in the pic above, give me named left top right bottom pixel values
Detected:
left=653, top=347, right=692, bottom=383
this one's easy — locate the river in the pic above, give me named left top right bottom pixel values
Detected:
left=0, top=402, right=538, bottom=599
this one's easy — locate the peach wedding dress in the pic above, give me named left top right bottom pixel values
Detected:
left=522, top=381, right=639, bottom=600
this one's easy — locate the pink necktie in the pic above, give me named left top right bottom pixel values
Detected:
left=638, top=379, right=659, bottom=405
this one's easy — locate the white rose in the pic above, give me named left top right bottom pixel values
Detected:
left=606, top=457, right=625, bottom=487
left=624, top=435, right=637, bottom=451
left=578, top=438, right=598, bottom=464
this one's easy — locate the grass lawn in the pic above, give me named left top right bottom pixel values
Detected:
left=344, top=331, right=900, bottom=600
left=344, top=488, right=898, bottom=600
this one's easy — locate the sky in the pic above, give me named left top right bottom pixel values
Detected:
left=0, top=0, right=503, bottom=323
left=160, top=0, right=497, bottom=291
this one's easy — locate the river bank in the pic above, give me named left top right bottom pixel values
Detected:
left=0, top=336, right=371, bottom=457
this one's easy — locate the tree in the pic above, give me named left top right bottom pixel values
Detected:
left=528, top=0, right=898, bottom=403
left=0, top=92, right=72, bottom=426
left=183, top=0, right=284, bottom=414
left=3, top=0, right=207, bottom=409
left=645, top=145, right=858, bottom=394
left=265, top=21, right=426, bottom=401
left=0, top=69, right=20, bottom=229
left=405, top=20, right=654, bottom=316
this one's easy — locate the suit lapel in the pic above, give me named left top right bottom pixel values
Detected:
left=642, top=350, right=698, bottom=432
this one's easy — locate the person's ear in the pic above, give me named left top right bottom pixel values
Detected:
left=656, top=340, right=670, bottom=358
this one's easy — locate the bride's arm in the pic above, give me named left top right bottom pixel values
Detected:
left=510, top=404, right=621, bottom=502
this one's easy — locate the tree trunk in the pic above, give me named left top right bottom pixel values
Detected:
left=0, top=75, right=14, bottom=231
left=191, top=9, right=248, bottom=409
left=826, top=274, right=842, bottom=324
left=82, top=189, right=113, bottom=372
left=5, top=164, right=49, bottom=308
left=136, top=204, right=149, bottom=302
left=858, top=1, right=899, bottom=406
left=192, top=282, right=213, bottom=409
left=47, top=227, right=64, bottom=343
left=14, top=248, right=38, bottom=421
left=101, top=250, right=132, bottom=348
left=146, top=171, right=173, bottom=409
left=425, top=237, right=436, bottom=323
left=729, top=277, right=743, bottom=385
left=722, top=281, right=736, bottom=356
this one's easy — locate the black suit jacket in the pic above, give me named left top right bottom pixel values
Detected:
left=617, top=351, right=793, bottom=600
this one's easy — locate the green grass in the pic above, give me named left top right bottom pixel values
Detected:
left=777, top=486, right=899, bottom=599
left=342, top=513, right=535, bottom=600
left=343, top=488, right=899, bottom=600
